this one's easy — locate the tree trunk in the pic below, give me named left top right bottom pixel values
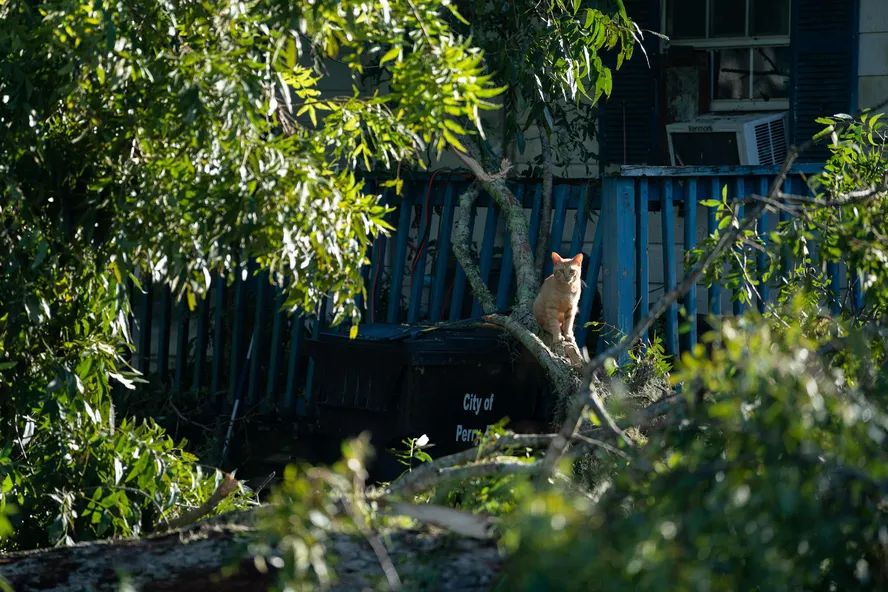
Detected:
left=449, top=141, right=583, bottom=417
left=0, top=508, right=502, bottom=592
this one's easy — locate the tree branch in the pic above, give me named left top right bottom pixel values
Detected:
left=452, top=146, right=538, bottom=312
left=381, top=458, right=541, bottom=499
left=482, top=313, right=581, bottom=394
left=534, top=131, right=554, bottom=285
left=451, top=183, right=497, bottom=314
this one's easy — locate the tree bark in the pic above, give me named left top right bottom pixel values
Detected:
left=0, top=508, right=502, bottom=592
left=534, top=131, right=554, bottom=285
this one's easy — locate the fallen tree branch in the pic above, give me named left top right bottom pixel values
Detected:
left=452, top=150, right=512, bottom=182
left=380, top=502, right=496, bottom=540
left=452, top=144, right=537, bottom=311
left=0, top=507, right=502, bottom=592
left=382, top=458, right=542, bottom=499
left=482, top=313, right=580, bottom=394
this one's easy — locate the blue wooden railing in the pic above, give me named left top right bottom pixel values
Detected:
left=128, top=164, right=861, bottom=414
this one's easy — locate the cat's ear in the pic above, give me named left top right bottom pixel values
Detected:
left=551, top=252, right=564, bottom=264
left=570, top=253, right=584, bottom=266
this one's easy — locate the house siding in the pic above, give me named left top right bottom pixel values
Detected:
left=859, top=0, right=888, bottom=110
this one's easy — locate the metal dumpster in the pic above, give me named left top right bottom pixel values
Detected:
left=303, top=323, right=553, bottom=481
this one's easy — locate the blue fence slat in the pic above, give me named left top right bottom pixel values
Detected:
left=265, top=286, right=286, bottom=407
left=228, top=267, right=249, bottom=402
left=636, top=179, right=650, bottom=343
left=367, top=235, right=385, bottom=323
left=210, top=277, right=226, bottom=397
left=367, top=190, right=394, bottom=323
left=601, top=177, right=636, bottom=357
left=569, top=185, right=590, bottom=257
left=471, top=197, right=499, bottom=317
left=852, top=268, right=864, bottom=310
left=284, top=311, right=305, bottom=410
left=660, top=180, right=678, bottom=356
left=429, top=185, right=456, bottom=322
left=191, top=288, right=209, bottom=392
left=828, top=261, right=841, bottom=314
left=780, top=177, right=793, bottom=276
left=137, top=274, right=153, bottom=376
left=247, top=269, right=269, bottom=404
left=709, top=177, right=722, bottom=316
left=387, top=194, right=413, bottom=323
left=576, top=216, right=604, bottom=350
left=173, top=299, right=190, bottom=392
left=683, top=178, right=698, bottom=349
left=758, top=177, right=772, bottom=312
left=449, top=186, right=478, bottom=321
left=157, top=286, right=172, bottom=383
left=408, top=184, right=435, bottom=322
left=733, top=177, right=746, bottom=316
left=495, top=183, right=523, bottom=312
left=301, top=299, right=327, bottom=417
left=543, top=185, right=570, bottom=277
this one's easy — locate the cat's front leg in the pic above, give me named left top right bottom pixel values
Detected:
left=544, top=308, right=565, bottom=343
left=561, top=307, right=578, bottom=343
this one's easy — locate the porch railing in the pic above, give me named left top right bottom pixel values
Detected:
left=128, top=164, right=858, bottom=414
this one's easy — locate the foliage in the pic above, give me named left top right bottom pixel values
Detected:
left=359, top=0, right=638, bottom=176
left=488, top=117, right=888, bottom=590
left=0, top=0, right=514, bottom=549
left=387, top=434, right=434, bottom=472
left=251, top=433, right=380, bottom=592
left=446, top=0, right=638, bottom=176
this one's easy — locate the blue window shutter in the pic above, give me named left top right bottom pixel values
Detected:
left=790, top=0, right=859, bottom=162
left=599, top=0, right=661, bottom=166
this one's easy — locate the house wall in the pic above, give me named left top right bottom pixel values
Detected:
left=858, top=0, right=888, bottom=111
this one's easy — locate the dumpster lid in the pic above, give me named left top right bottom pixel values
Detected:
left=318, top=321, right=510, bottom=347
left=318, top=323, right=428, bottom=342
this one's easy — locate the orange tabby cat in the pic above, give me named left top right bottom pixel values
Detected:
left=533, top=252, right=584, bottom=346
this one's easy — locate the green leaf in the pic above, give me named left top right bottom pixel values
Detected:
left=700, top=199, right=721, bottom=208
left=31, top=240, right=48, bottom=270
left=379, top=46, right=400, bottom=66
left=442, top=128, right=467, bottom=152
left=443, top=119, right=469, bottom=135
left=445, top=4, right=471, bottom=25
left=475, top=85, right=508, bottom=98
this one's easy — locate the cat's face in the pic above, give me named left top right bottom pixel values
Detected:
left=551, top=252, right=583, bottom=283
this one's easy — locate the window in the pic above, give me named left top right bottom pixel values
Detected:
left=664, top=0, right=791, bottom=111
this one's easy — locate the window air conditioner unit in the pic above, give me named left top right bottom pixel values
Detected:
left=666, top=112, right=789, bottom=167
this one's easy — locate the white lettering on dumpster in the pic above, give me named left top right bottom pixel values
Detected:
left=456, top=394, right=497, bottom=441
left=462, top=393, right=495, bottom=416
left=455, top=424, right=494, bottom=443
